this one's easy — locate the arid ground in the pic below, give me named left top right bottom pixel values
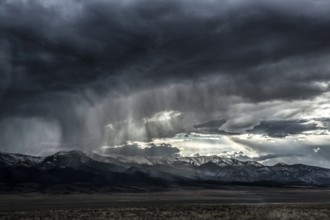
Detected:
left=1, top=187, right=330, bottom=219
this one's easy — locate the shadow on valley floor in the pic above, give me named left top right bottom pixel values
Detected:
left=1, top=187, right=330, bottom=219
left=1, top=204, right=330, bottom=220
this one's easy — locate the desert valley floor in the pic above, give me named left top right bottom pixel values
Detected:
left=1, top=187, right=330, bottom=219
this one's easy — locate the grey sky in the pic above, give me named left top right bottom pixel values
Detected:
left=0, top=0, right=330, bottom=167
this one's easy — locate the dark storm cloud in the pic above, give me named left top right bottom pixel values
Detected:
left=192, top=118, right=327, bottom=137
left=194, top=119, right=226, bottom=129
left=319, top=118, right=330, bottom=130
left=247, top=119, right=322, bottom=137
left=1, top=0, right=330, bottom=153
left=1, top=0, right=330, bottom=103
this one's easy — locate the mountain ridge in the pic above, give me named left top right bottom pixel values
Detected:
left=1, top=150, right=330, bottom=192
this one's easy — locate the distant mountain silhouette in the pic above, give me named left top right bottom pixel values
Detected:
left=1, top=150, right=330, bottom=192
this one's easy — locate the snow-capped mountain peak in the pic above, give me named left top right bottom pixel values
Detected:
left=2, top=151, right=330, bottom=187
left=0, top=152, right=43, bottom=167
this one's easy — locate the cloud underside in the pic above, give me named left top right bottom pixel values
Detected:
left=0, top=0, right=330, bottom=166
left=1, top=0, right=330, bottom=99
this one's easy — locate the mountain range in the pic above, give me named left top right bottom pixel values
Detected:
left=1, top=150, right=330, bottom=192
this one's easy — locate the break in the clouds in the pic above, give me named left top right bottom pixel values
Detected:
left=1, top=0, right=330, bottom=167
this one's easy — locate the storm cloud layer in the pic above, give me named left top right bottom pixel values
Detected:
left=0, top=0, right=330, bottom=166
left=1, top=0, right=330, bottom=97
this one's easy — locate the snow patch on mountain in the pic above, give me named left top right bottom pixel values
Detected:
left=0, top=152, right=43, bottom=167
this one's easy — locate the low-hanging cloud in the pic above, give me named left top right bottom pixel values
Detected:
left=103, top=143, right=180, bottom=157
left=247, top=119, right=323, bottom=138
